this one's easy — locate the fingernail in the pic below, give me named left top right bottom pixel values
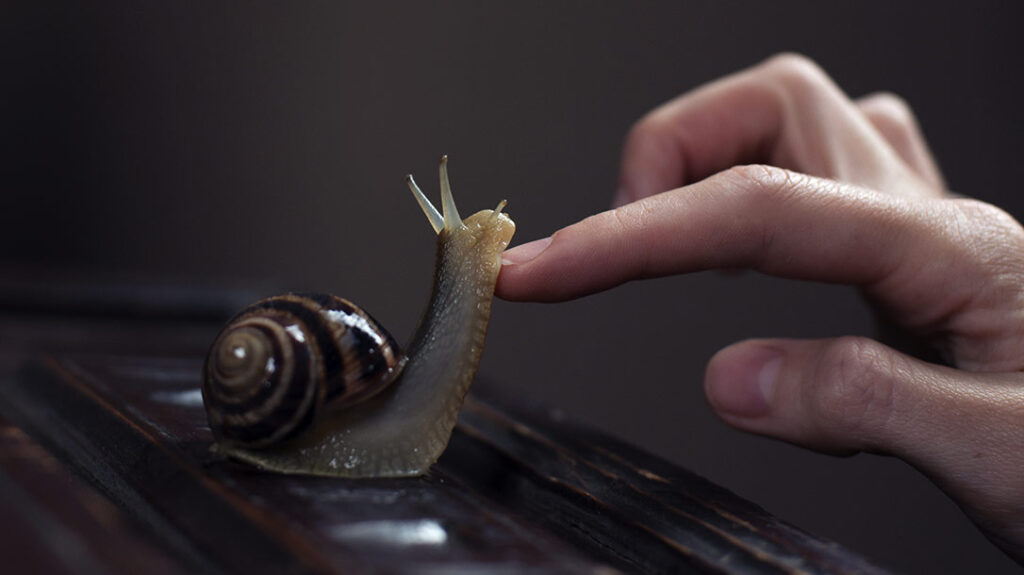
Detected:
left=501, top=237, right=552, bottom=266
left=706, top=345, right=782, bottom=418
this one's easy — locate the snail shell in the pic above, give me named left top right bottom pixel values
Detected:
left=202, top=293, right=406, bottom=448
left=201, top=156, right=515, bottom=478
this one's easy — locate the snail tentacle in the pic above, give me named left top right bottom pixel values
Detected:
left=492, top=199, right=508, bottom=217
left=438, top=155, right=464, bottom=231
left=407, top=174, right=444, bottom=234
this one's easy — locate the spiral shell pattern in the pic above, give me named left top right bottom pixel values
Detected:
left=202, top=293, right=406, bottom=448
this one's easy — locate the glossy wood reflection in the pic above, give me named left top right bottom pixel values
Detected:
left=0, top=352, right=891, bottom=574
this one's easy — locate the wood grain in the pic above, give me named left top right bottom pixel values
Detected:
left=0, top=353, right=891, bottom=574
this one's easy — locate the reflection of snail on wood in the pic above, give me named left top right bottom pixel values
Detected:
left=201, top=156, right=515, bottom=478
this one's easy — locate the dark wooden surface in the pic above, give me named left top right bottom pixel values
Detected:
left=0, top=280, right=893, bottom=574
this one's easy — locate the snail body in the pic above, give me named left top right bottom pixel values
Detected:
left=201, top=156, right=515, bottom=478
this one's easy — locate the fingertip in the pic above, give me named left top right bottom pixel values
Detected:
left=496, top=236, right=559, bottom=301
left=704, top=338, right=868, bottom=457
left=500, top=237, right=552, bottom=266
left=493, top=271, right=521, bottom=301
left=705, top=342, right=783, bottom=419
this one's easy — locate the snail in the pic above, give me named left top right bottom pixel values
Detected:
left=201, top=156, right=515, bottom=478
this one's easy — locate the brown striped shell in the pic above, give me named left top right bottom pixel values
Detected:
left=201, top=293, right=407, bottom=448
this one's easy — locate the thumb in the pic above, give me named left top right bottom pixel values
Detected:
left=704, top=337, right=1024, bottom=558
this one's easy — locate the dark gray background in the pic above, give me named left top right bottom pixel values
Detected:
left=4, top=2, right=1022, bottom=573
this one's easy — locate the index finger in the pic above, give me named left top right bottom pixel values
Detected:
left=499, top=165, right=940, bottom=303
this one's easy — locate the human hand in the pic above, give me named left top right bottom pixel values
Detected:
left=497, top=54, right=1024, bottom=561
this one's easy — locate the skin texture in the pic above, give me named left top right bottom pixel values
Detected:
left=497, top=54, right=1024, bottom=563
left=219, top=160, right=515, bottom=477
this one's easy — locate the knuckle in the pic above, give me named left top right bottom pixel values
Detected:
left=865, top=91, right=916, bottom=126
left=761, top=52, right=832, bottom=94
left=716, top=165, right=807, bottom=264
left=947, top=199, right=1024, bottom=264
left=723, top=163, right=785, bottom=189
left=952, top=199, right=1022, bottom=235
left=812, top=337, right=898, bottom=441
left=583, top=202, right=648, bottom=247
left=720, top=164, right=801, bottom=204
left=861, top=92, right=919, bottom=145
left=609, top=203, right=642, bottom=235
left=593, top=203, right=652, bottom=277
